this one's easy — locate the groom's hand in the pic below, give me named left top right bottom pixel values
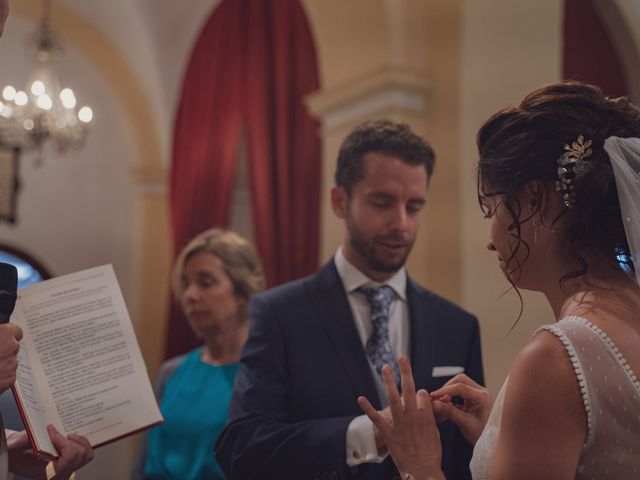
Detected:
left=373, top=406, right=392, bottom=455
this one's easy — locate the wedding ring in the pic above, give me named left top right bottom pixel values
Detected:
left=45, top=461, right=55, bottom=480
left=45, top=461, right=76, bottom=480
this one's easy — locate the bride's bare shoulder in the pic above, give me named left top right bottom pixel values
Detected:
left=504, top=330, right=587, bottom=439
left=509, top=330, right=577, bottom=394
left=487, top=331, right=587, bottom=478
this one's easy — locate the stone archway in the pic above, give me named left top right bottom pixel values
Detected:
left=12, top=0, right=171, bottom=375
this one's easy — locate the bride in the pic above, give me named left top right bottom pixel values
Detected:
left=358, top=81, right=640, bottom=480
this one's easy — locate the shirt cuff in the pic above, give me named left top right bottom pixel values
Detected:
left=5, top=429, right=22, bottom=445
left=345, top=415, right=388, bottom=466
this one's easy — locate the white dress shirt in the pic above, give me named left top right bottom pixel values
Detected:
left=334, top=248, right=410, bottom=467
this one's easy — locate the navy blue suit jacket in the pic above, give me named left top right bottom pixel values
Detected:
left=216, top=261, right=484, bottom=480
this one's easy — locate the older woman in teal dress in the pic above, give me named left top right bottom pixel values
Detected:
left=131, top=228, right=264, bottom=480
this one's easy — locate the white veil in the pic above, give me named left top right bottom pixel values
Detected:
left=603, top=136, right=640, bottom=280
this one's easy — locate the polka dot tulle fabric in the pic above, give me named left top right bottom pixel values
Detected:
left=470, top=316, right=640, bottom=480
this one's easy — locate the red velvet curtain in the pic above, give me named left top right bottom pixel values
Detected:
left=166, top=0, right=321, bottom=358
left=244, top=0, right=321, bottom=286
left=563, top=0, right=628, bottom=97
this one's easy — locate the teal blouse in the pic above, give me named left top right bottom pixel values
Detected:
left=144, top=348, right=239, bottom=480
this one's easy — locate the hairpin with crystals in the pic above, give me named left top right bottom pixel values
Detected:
left=554, top=134, right=593, bottom=208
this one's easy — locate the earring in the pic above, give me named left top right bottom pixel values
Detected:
left=533, top=219, right=538, bottom=244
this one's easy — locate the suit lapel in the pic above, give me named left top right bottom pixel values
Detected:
left=407, top=279, right=437, bottom=391
left=311, top=261, right=382, bottom=409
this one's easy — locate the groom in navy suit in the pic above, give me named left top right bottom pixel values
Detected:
left=216, top=120, right=484, bottom=480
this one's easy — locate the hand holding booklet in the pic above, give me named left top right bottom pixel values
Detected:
left=10, top=265, right=163, bottom=457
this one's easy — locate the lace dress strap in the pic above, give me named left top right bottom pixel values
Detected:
left=535, top=318, right=594, bottom=448
left=535, top=316, right=640, bottom=479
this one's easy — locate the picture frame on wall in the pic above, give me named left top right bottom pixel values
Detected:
left=0, top=148, right=20, bottom=223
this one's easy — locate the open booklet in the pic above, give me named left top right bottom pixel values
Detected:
left=10, top=264, right=163, bottom=457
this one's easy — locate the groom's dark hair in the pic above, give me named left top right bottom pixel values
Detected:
left=335, top=120, right=435, bottom=195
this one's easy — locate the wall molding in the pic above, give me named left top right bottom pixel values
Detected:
left=306, top=65, right=430, bottom=131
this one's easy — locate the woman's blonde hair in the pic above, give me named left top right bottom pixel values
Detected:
left=172, top=229, right=265, bottom=313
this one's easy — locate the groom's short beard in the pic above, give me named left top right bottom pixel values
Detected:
left=346, top=215, right=413, bottom=274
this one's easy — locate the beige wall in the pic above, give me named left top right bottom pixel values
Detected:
left=459, top=0, right=563, bottom=394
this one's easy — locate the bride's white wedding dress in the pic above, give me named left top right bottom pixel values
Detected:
left=469, top=316, right=640, bottom=480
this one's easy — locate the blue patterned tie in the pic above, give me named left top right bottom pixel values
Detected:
left=358, top=285, right=400, bottom=385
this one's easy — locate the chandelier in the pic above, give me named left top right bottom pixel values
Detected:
left=0, top=0, right=93, bottom=160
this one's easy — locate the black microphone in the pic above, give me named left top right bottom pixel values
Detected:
left=0, top=262, right=17, bottom=324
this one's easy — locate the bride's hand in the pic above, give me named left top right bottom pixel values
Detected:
left=358, top=357, right=445, bottom=480
left=430, top=374, right=492, bottom=445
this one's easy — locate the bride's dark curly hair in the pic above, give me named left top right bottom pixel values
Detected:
left=477, top=81, right=640, bottom=301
